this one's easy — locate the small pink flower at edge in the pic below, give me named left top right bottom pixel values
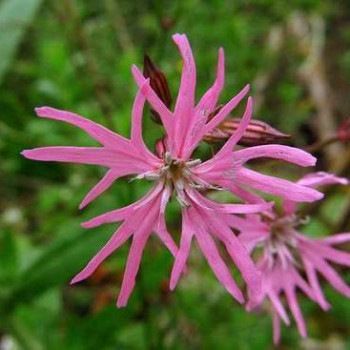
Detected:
left=238, top=172, right=349, bottom=344
left=22, top=34, right=322, bottom=307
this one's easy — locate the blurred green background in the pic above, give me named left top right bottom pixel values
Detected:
left=1, top=0, right=350, bottom=349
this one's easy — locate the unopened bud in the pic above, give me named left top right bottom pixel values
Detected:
left=204, top=117, right=290, bottom=146
left=155, top=137, right=168, bottom=158
left=337, top=118, right=350, bottom=143
left=160, top=17, right=175, bottom=31
left=143, top=54, right=172, bottom=124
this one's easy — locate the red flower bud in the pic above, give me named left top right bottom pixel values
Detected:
left=204, top=117, right=290, bottom=146
left=143, top=54, right=172, bottom=124
left=337, top=118, right=350, bottom=143
left=155, top=137, right=168, bottom=158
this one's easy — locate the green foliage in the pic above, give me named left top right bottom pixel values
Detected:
left=0, top=0, right=44, bottom=84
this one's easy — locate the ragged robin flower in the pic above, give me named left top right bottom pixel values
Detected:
left=22, top=34, right=322, bottom=307
left=237, top=172, right=349, bottom=344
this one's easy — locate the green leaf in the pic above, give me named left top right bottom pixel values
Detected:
left=0, top=229, right=18, bottom=283
left=0, top=0, right=44, bottom=85
left=7, top=221, right=114, bottom=309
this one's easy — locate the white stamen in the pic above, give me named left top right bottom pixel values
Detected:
left=185, top=159, right=202, bottom=167
left=144, top=172, right=161, bottom=181
left=164, top=152, right=172, bottom=165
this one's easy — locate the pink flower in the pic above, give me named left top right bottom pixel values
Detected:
left=22, top=34, right=321, bottom=307
left=238, top=172, right=349, bottom=343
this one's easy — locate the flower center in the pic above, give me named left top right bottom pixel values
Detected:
left=138, top=152, right=209, bottom=206
left=263, top=214, right=309, bottom=269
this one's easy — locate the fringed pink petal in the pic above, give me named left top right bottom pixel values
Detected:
left=71, top=220, right=135, bottom=284
left=116, top=196, right=162, bottom=307
left=292, top=267, right=316, bottom=301
left=285, top=286, right=307, bottom=338
left=268, top=291, right=290, bottom=325
left=282, top=200, right=297, bottom=216
left=283, top=172, right=347, bottom=215
left=131, top=65, right=174, bottom=136
left=181, top=48, right=225, bottom=158
left=79, top=170, right=121, bottom=209
left=22, top=147, right=119, bottom=167
left=302, top=258, right=331, bottom=310
left=311, top=241, right=350, bottom=267
left=200, top=87, right=250, bottom=144
left=195, top=47, right=225, bottom=113
left=117, top=228, right=151, bottom=307
left=170, top=209, right=193, bottom=290
left=239, top=231, right=269, bottom=253
left=173, top=34, right=196, bottom=114
left=225, top=213, right=264, bottom=231
left=82, top=185, right=163, bottom=228
left=233, top=145, right=317, bottom=167
left=154, top=215, right=178, bottom=258
left=22, top=146, right=152, bottom=174
left=193, top=209, right=244, bottom=303
left=320, top=233, right=350, bottom=245
left=172, top=34, right=196, bottom=155
left=186, top=189, right=273, bottom=214
left=236, top=168, right=323, bottom=202
left=217, top=96, right=253, bottom=153
left=190, top=97, right=252, bottom=170
left=207, top=213, right=261, bottom=299
left=221, top=182, right=266, bottom=204
left=160, top=185, right=171, bottom=214
left=35, top=107, right=130, bottom=148
left=307, top=253, right=350, bottom=297
left=297, top=172, right=348, bottom=188
left=131, top=89, right=159, bottom=163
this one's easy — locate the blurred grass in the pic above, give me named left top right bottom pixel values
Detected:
left=0, top=0, right=350, bottom=349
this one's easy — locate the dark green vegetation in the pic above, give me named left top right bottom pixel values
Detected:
left=0, top=0, right=350, bottom=349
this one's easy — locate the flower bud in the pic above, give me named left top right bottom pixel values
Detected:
left=143, top=54, right=172, bottom=124
left=204, top=117, right=290, bottom=146
left=337, top=118, right=350, bottom=143
left=155, top=137, right=168, bottom=158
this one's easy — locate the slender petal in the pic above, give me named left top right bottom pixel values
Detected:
left=170, top=210, right=193, bottom=290
left=117, top=228, right=151, bottom=307
left=35, top=106, right=130, bottom=148
left=320, top=233, right=350, bottom=245
left=172, top=34, right=196, bottom=154
left=22, top=146, right=151, bottom=173
left=283, top=172, right=347, bottom=215
left=199, top=85, right=250, bottom=141
left=302, top=258, right=331, bottom=310
left=79, top=170, right=122, bottom=209
left=186, top=188, right=273, bottom=214
left=82, top=185, right=163, bottom=228
left=285, top=286, right=307, bottom=338
left=195, top=217, right=244, bottom=303
left=233, top=145, right=317, bottom=167
left=236, top=168, right=323, bottom=202
left=298, top=172, right=348, bottom=187
left=196, top=47, right=225, bottom=113
left=303, top=251, right=350, bottom=297
left=207, top=213, right=262, bottom=298
left=268, top=291, right=290, bottom=325
left=306, top=240, right=350, bottom=267
left=131, top=89, right=159, bottom=163
left=217, top=96, right=253, bottom=154
left=154, top=215, right=178, bottom=258
left=71, top=220, right=135, bottom=284
left=132, top=66, right=174, bottom=136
